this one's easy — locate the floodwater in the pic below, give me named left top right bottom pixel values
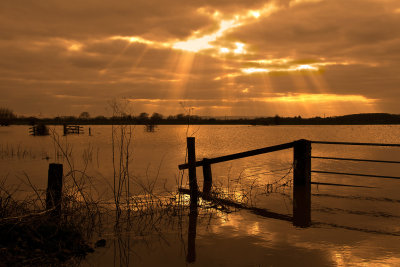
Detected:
left=1, top=124, right=400, bottom=266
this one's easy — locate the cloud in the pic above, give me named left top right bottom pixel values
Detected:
left=0, top=0, right=399, bottom=116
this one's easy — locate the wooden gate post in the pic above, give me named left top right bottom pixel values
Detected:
left=202, top=158, right=212, bottom=197
left=187, top=137, right=198, bottom=203
left=46, top=163, right=63, bottom=216
left=293, top=139, right=311, bottom=227
left=63, top=124, right=68, bottom=136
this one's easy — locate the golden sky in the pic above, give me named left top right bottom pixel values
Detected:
left=1, top=0, right=399, bottom=117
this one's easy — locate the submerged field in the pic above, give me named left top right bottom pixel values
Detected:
left=1, top=125, right=400, bottom=266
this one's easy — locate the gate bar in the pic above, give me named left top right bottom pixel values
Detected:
left=179, top=141, right=295, bottom=170
left=312, top=170, right=400, bottom=180
left=312, top=156, right=400, bottom=164
left=311, top=141, right=400, bottom=147
left=311, top=182, right=376, bottom=188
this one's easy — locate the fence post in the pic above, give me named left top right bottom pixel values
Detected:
left=63, top=124, right=67, bottom=135
left=293, top=139, right=311, bottom=227
left=187, top=137, right=198, bottom=203
left=202, top=158, right=212, bottom=197
left=46, top=163, right=63, bottom=217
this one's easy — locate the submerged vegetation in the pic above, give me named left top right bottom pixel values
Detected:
left=0, top=173, right=99, bottom=266
left=0, top=119, right=297, bottom=265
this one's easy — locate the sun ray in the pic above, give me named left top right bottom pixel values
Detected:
left=98, top=38, right=136, bottom=75
left=166, top=51, right=196, bottom=111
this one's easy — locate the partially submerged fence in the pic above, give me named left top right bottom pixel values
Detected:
left=311, top=140, right=400, bottom=180
left=178, top=137, right=400, bottom=228
left=63, top=124, right=84, bottom=135
left=179, top=138, right=312, bottom=227
left=29, top=124, right=49, bottom=136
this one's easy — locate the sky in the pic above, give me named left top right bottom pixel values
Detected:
left=1, top=0, right=400, bottom=118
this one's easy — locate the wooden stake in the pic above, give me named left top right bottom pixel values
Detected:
left=46, top=163, right=63, bottom=216
left=293, top=139, right=311, bottom=227
left=202, top=158, right=212, bottom=197
left=63, top=124, right=67, bottom=136
left=187, top=137, right=198, bottom=203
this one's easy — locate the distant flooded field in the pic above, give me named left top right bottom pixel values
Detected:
left=1, top=124, right=400, bottom=266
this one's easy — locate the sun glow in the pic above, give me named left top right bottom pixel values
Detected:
left=103, top=5, right=374, bottom=119
left=234, top=42, right=246, bottom=54
left=219, top=47, right=230, bottom=54
left=262, top=93, right=375, bottom=103
left=128, top=94, right=375, bottom=104
left=242, top=68, right=269, bottom=74
left=296, top=64, right=318, bottom=71
left=239, top=64, right=320, bottom=76
left=110, top=36, right=169, bottom=49
left=249, top=10, right=261, bottom=18
left=172, top=3, right=277, bottom=54
left=172, top=18, right=240, bottom=52
left=127, top=93, right=378, bottom=117
left=109, top=4, right=279, bottom=59
left=67, top=43, right=82, bottom=52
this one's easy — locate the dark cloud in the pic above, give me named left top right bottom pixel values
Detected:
left=0, top=0, right=274, bottom=41
left=228, top=0, right=400, bottom=62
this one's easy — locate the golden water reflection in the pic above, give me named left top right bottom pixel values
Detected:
left=2, top=125, right=400, bottom=266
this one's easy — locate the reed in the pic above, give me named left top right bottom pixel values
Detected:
left=109, top=100, right=134, bottom=220
left=1, top=116, right=298, bottom=266
left=0, top=129, right=105, bottom=266
left=0, top=172, right=100, bottom=266
left=0, top=143, right=36, bottom=160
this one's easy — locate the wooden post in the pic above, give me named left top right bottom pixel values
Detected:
left=202, top=158, right=212, bottom=197
left=187, top=137, right=198, bottom=203
left=63, top=124, right=67, bottom=136
left=293, top=139, right=311, bottom=227
left=46, top=163, right=63, bottom=216
left=89, top=127, right=91, bottom=136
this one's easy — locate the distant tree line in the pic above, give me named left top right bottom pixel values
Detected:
left=2, top=108, right=400, bottom=126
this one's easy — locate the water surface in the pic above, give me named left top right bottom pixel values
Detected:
left=1, top=125, right=400, bottom=266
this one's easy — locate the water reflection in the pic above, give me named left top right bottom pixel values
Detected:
left=293, top=181, right=311, bottom=228
left=183, top=184, right=400, bottom=265
left=185, top=186, right=313, bottom=264
left=187, top=199, right=198, bottom=263
left=2, top=125, right=400, bottom=266
left=80, top=188, right=400, bottom=266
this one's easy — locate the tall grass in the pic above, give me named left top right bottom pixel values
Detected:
left=0, top=115, right=297, bottom=266
left=0, top=144, right=36, bottom=160
left=0, top=128, right=106, bottom=266
left=110, top=100, right=134, bottom=220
